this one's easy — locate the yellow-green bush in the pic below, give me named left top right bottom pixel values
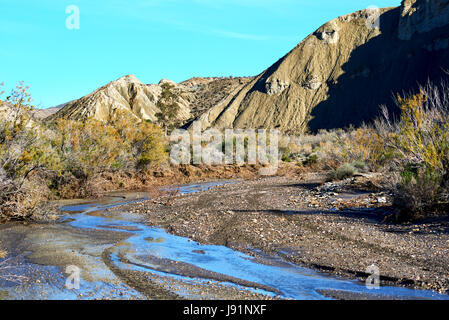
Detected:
left=0, top=82, right=61, bottom=219
left=110, top=110, right=167, bottom=168
left=377, top=85, right=449, bottom=220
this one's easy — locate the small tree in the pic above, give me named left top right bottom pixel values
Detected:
left=0, top=82, right=59, bottom=219
left=155, top=83, right=181, bottom=135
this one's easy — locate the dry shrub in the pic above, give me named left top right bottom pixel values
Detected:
left=283, top=130, right=345, bottom=169
left=392, top=173, right=442, bottom=221
left=375, top=82, right=449, bottom=221
left=286, top=127, right=385, bottom=171
left=0, top=83, right=56, bottom=220
left=341, top=128, right=386, bottom=169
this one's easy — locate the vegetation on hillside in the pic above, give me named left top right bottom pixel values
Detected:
left=155, top=83, right=181, bottom=135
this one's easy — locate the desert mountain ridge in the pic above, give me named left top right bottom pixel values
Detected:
left=48, top=0, right=449, bottom=134
left=46, top=75, right=253, bottom=127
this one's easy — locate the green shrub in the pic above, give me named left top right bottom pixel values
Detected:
left=329, top=163, right=357, bottom=181
left=352, top=160, right=367, bottom=171
left=400, top=163, right=419, bottom=185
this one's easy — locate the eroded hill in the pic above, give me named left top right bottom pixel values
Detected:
left=49, top=0, right=449, bottom=134
left=48, top=75, right=253, bottom=127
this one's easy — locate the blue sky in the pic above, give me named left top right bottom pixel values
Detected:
left=1, top=0, right=400, bottom=108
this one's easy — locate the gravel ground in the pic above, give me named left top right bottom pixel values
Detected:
left=114, top=174, right=449, bottom=294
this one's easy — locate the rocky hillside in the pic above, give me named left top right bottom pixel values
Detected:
left=1, top=100, right=60, bottom=121
left=198, top=0, right=449, bottom=134
left=180, top=77, right=253, bottom=122
left=32, top=106, right=61, bottom=119
left=48, top=75, right=252, bottom=126
left=0, top=101, right=13, bottom=121
left=49, top=0, right=449, bottom=134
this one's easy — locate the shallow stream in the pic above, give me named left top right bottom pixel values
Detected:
left=0, top=181, right=447, bottom=300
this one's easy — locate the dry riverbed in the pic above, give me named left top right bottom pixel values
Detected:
left=112, top=174, right=449, bottom=295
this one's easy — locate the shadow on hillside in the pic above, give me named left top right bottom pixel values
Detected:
left=308, top=7, right=449, bottom=131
